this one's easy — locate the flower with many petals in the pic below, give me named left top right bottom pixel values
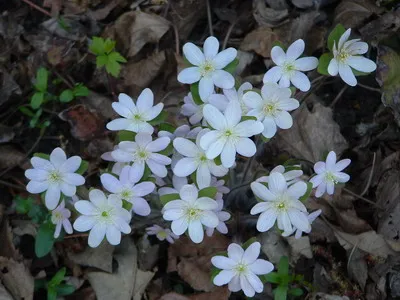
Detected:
left=111, top=133, right=171, bottom=179
left=263, top=39, right=318, bottom=91
left=162, top=184, right=219, bottom=243
left=212, top=242, right=274, bottom=297
left=256, top=165, right=303, bottom=186
left=51, top=201, right=73, bottom=238
left=205, top=199, right=230, bottom=236
left=73, top=189, right=131, bottom=247
left=178, top=36, right=237, bottom=100
left=282, top=209, right=321, bottom=239
left=309, top=151, right=351, bottom=197
left=211, top=177, right=230, bottom=200
left=200, top=100, right=264, bottom=168
left=222, top=82, right=253, bottom=115
left=250, top=172, right=310, bottom=233
left=25, top=148, right=85, bottom=210
left=158, top=175, right=187, bottom=196
left=106, top=89, right=163, bottom=134
left=243, top=83, right=299, bottom=138
left=100, top=166, right=155, bottom=216
left=146, top=224, right=179, bottom=243
left=328, top=28, right=377, bottom=86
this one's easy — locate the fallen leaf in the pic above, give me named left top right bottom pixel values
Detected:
left=286, top=236, right=313, bottom=262
left=105, top=11, right=170, bottom=58
left=189, top=286, right=230, bottom=299
left=0, top=217, right=21, bottom=260
left=90, top=0, right=124, bottom=20
left=0, top=125, right=15, bottom=143
left=289, top=11, right=320, bottom=42
left=334, top=0, right=384, bottom=29
left=347, top=248, right=368, bottom=290
left=0, top=257, right=34, bottom=300
left=253, top=0, right=289, bottom=27
left=291, top=0, right=315, bottom=9
left=132, top=269, right=155, bottom=300
left=0, top=68, right=21, bottom=106
left=359, top=11, right=400, bottom=46
left=309, top=293, right=350, bottom=300
left=240, top=26, right=282, bottom=57
left=177, top=256, right=214, bottom=292
left=260, top=229, right=290, bottom=264
left=0, top=283, right=12, bottom=300
left=68, top=241, right=114, bottom=273
left=43, top=0, right=62, bottom=16
left=160, top=293, right=190, bottom=300
left=58, top=104, right=105, bottom=141
left=334, top=208, right=372, bottom=234
left=0, top=145, right=26, bottom=170
left=84, top=91, right=116, bottom=120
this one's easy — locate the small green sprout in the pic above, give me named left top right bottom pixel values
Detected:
left=35, top=267, right=75, bottom=300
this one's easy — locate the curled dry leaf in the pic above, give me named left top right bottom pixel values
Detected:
left=0, top=283, right=12, bottom=300
left=334, top=208, right=372, bottom=234
left=240, top=26, right=283, bottom=58
left=286, top=236, right=313, bottom=262
left=260, top=229, right=290, bottom=264
left=0, top=257, right=34, bottom=300
left=334, top=0, right=384, bottom=29
left=253, top=0, right=289, bottom=27
left=360, top=11, right=400, bottom=45
left=0, top=217, right=21, bottom=260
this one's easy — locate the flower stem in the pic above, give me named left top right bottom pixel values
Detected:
left=241, top=135, right=260, bottom=183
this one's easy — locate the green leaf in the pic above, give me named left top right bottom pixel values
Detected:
left=274, top=285, right=288, bottom=300
left=28, top=204, right=48, bottom=224
left=190, top=82, right=204, bottom=105
left=33, top=152, right=50, bottom=160
left=240, top=116, right=257, bottom=121
left=31, top=92, right=45, bottom=109
left=118, top=130, right=136, bottom=142
left=317, top=53, right=333, bottom=76
left=160, top=193, right=180, bottom=205
left=158, top=143, right=173, bottom=157
left=272, top=40, right=286, bottom=50
left=148, top=111, right=168, bottom=126
left=60, top=89, right=74, bottom=103
left=198, top=187, right=217, bottom=199
left=104, top=39, right=116, bottom=54
left=277, top=256, right=289, bottom=276
left=261, top=272, right=281, bottom=284
left=90, top=37, right=105, bottom=55
left=56, top=284, right=75, bottom=296
left=109, top=51, right=127, bottom=63
left=35, top=222, right=56, bottom=258
left=47, top=287, right=57, bottom=300
left=242, top=237, right=258, bottom=250
left=96, top=55, right=109, bottom=67
left=49, top=267, right=66, bottom=286
left=29, top=108, right=43, bottom=128
left=327, top=24, right=346, bottom=51
left=289, top=86, right=296, bottom=96
left=140, top=165, right=152, bottom=181
left=73, top=84, right=89, bottom=97
left=260, top=135, right=270, bottom=143
left=105, top=58, right=122, bottom=77
left=15, top=196, right=33, bottom=214
left=76, top=160, right=88, bottom=175
left=214, top=155, right=222, bottom=166
left=159, top=123, right=176, bottom=133
left=210, top=267, right=222, bottom=282
left=19, top=106, right=35, bottom=117
left=223, top=58, right=239, bottom=74
left=122, top=199, right=133, bottom=211
left=299, top=181, right=313, bottom=202
left=35, top=68, right=49, bottom=92
left=352, top=68, right=370, bottom=76
left=288, top=287, right=303, bottom=296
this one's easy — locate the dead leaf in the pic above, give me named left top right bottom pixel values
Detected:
left=84, top=91, right=116, bottom=120
left=0, top=125, right=15, bottom=144
left=43, top=0, right=62, bottom=16
left=0, top=68, right=21, bottom=106
left=0, top=283, right=12, bottom=300
left=286, top=236, right=313, bottom=262
left=260, top=229, right=289, bottom=264
left=309, top=293, right=350, bottom=300
left=240, top=26, right=282, bottom=57
left=68, top=241, right=114, bottom=272
left=334, top=229, right=396, bottom=259
left=291, top=0, right=315, bottom=9
left=160, top=293, right=190, bottom=300
left=90, top=0, right=123, bottom=20
left=105, top=11, right=170, bottom=58
left=253, top=0, right=289, bottom=27
left=132, top=269, right=155, bottom=300
left=189, top=286, right=230, bottom=300
left=334, top=0, right=384, bottom=29
left=0, top=218, right=20, bottom=260
left=347, top=248, right=368, bottom=290
left=58, top=104, right=105, bottom=141
left=289, top=11, right=320, bottom=42
left=334, top=208, right=372, bottom=234
left=360, top=11, right=400, bottom=46
left=177, top=256, right=214, bottom=292
left=0, top=257, right=34, bottom=300
left=0, top=145, right=26, bottom=170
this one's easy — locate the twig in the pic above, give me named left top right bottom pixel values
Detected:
left=173, top=24, right=180, bottom=55
left=360, top=152, right=376, bottom=197
left=241, top=135, right=260, bottom=183
left=343, top=187, right=383, bottom=209
left=357, top=83, right=381, bottom=93
left=206, top=0, right=214, bottom=36
left=227, top=181, right=252, bottom=196
left=64, top=233, right=89, bottom=239
left=347, top=240, right=360, bottom=272
left=52, top=69, right=74, bottom=89
left=222, top=21, right=236, bottom=50
left=0, top=179, right=26, bottom=191
left=21, top=0, right=52, bottom=17
left=106, top=72, right=117, bottom=101
left=330, top=85, right=348, bottom=107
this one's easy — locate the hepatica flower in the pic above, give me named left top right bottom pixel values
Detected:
left=100, top=166, right=155, bottom=216
left=200, top=100, right=264, bottom=168
left=263, top=39, right=318, bottom=92
left=111, top=133, right=171, bottom=179
left=162, top=184, right=219, bottom=243
left=51, top=201, right=73, bottom=238
left=106, top=89, right=163, bottom=134
left=282, top=209, right=322, bottom=239
left=73, top=189, right=131, bottom=247
left=223, top=82, right=253, bottom=115
left=178, top=36, right=237, bottom=100
left=205, top=199, right=231, bottom=237
left=256, top=165, right=303, bottom=186
left=309, top=151, right=351, bottom=197
left=146, top=224, right=179, bottom=243
left=211, top=177, right=230, bottom=200
left=173, top=129, right=228, bottom=189
left=212, top=242, right=274, bottom=297
left=25, top=148, right=85, bottom=210
left=328, top=28, right=377, bottom=86
left=243, top=83, right=299, bottom=138
left=250, top=172, right=310, bottom=233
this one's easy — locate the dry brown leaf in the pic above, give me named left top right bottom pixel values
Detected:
left=0, top=145, right=26, bottom=170
left=286, top=236, right=313, bottom=262
left=359, top=11, right=400, bottom=46
left=189, top=286, right=230, bottom=300
left=347, top=248, right=368, bottom=290
left=177, top=256, right=214, bottom=292
left=0, top=257, right=34, bottom=300
left=84, top=91, right=116, bottom=120
left=132, top=269, right=155, bottom=300
left=0, top=68, right=21, bottom=107
left=240, top=26, right=282, bottom=58
left=334, top=0, right=384, bottom=29
left=0, top=217, right=21, bottom=260
left=68, top=241, right=114, bottom=273
left=43, top=0, right=62, bottom=16
left=289, top=11, right=320, bottom=42
left=260, top=230, right=289, bottom=264
left=309, top=293, right=350, bottom=300
left=160, top=293, right=190, bottom=300
left=90, top=0, right=124, bottom=20
left=334, top=208, right=372, bottom=234
left=253, top=0, right=289, bottom=27
left=0, top=283, right=12, bottom=300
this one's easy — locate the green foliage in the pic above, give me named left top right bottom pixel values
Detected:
left=242, top=237, right=258, bottom=250
left=35, top=222, right=56, bottom=258
left=240, top=116, right=257, bottom=122
left=59, top=83, right=89, bottom=103
left=89, top=36, right=127, bottom=77
left=160, top=193, right=180, bottom=205
left=272, top=40, right=286, bottom=50
left=159, top=123, right=176, bottom=133
left=117, top=130, right=136, bottom=142
left=15, top=195, right=47, bottom=223
left=19, top=107, right=50, bottom=129
left=299, top=182, right=313, bottom=202
left=148, top=111, right=168, bottom=126
left=327, top=24, right=346, bottom=52
left=76, top=159, right=89, bottom=175
left=198, top=187, right=217, bottom=199
left=224, top=58, right=239, bottom=74
left=317, top=53, right=333, bottom=76
left=36, top=267, right=75, bottom=300
left=31, top=68, right=49, bottom=109
left=190, top=82, right=204, bottom=105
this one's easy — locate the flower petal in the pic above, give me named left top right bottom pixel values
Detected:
left=26, top=181, right=49, bottom=193
left=235, top=120, right=264, bottom=137
left=183, top=43, right=205, bottom=66
left=268, top=172, right=287, bottom=193
left=263, top=66, right=283, bottom=84
left=240, top=274, right=255, bottom=297
left=25, top=169, right=48, bottom=181
left=224, top=99, right=242, bottom=127
left=179, top=184, right=198, bottom=201
left=328, top=59, right=339, bottom=76
left=256, top=209, right=277, bottom=232
left=147, top=160, right=168, bottom=177
left=288, top=209, right=311, bottom=232
left=50, top=148, right=67, bottom=168
left=221, top=141, right=236, bottom=168
left=287, top=181, right=307, bottom=199
left=338, top=63, right=357, bottom=86
left=173, top=157, right=198, bottom=177
left=199, top=76, right=215, bottom=101
left=212, top=70, right=235, bottom=89
left=146, top=137, right=170, bottom=152
left=335, top=159, right=351, bottom=172
left=347, top=56, right=376, bottom=73
left=88, top=223, right=106, bottom=247
left=211, top=256, right=236, bottom=269
left=31, top=157, right=53, bottom=171
left=106, top=225, right=121, bottom=245
left=89, top=189, right=107, bottom=208
left=286, top=39, right=305, bottom=61
left=143, top=103, right=163, bottom=121
left=196, top=163, right=211, bottom=189
left=262, top=117, right=277, bottom=138
left=314, top=162, right=326, bottom=174
left=246, top=272, right=264, bottom=293
left=112, top=102, right=132, bottom=118
left=60, top=183, right=76, bottom=196
left=251, top=182, right=276, bottom=201
left=100, top=174, right=121, bottom=193
left=203, top=36, right=219, bottom=59
left=202, top=104, right=227, bottom=130
left=74, top=200, right=97, bottom=215
left=228, top=243, right=244, bottom=261
left=249, top=259, right=274, bottom=275
left=178, top=67, right=201, bottom=84
left=294, top=57, right=318, bottom=71
left=106, top=118, right=133, bottom=131
left=173, top=138, right=198, bottom=157
left=213, top=48, right=237, bottom=69
left=236, top=137, right=256, bottom=157
left=73, top=215, right=96, bottom=232
left=136, top=88, right=154, bottom=112
left=290, top=71, right=311, bottom=92
left=271, top=46, right=286, bottom=65
left=64, top=173, right=85, bottom=186
left=274, top=110, right=293, bottom=129
left=131, top=197, right=151, bottom=216
left=118, top=93, right=136, bottom=112
left=200, top=210, right=219, bottom=228
left=45, top=185, right=61, bottom=210
left=242, top=91, right=262, bottom=109
left=242, top=242, right=260, bottom=264
left=188, top=220, right=204, bottom=243
left=335, top=172, right=350, bottom=182
left=326, top=151, right=337, bottom=170
left=214, top=270, right=235, bottom=286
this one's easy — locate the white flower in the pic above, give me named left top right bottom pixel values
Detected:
left=243, top=83, right=299, bottom=138
left=256, top=165, right=303, bottom=186
left=250, top=172, right=310, bottom=233
left=178, top=36, right=237, bottom=100
left=309, top=151, right=351, bottom=197
left=328, top=28, right=377, bottom=86
left=282, top=209, right=322, bottom=239
left=73, top=189, right=131, bottom=247
left=211, top=177, right=230, bottom=200
left=200, top=100, right=264, bottom=168
left=158, top=124, right=201, bottom=141
left=223, top=82, right=253, bottom=115
left=101, top=146, right=130, bottom=175
left=212, top=242, right=274, bottom=297
left=263, top=39, right=318, bottom=92
left=206, top=199, right=230, bottom=236
left=162, top=184, right=219, bottom=243
left=51, top=201, right=73, bottom=238
left=106, top=89, right=163, bottom=134
left=173, top=129, right=229, bottom=189
left=158, top=175, right=187, bottom=196
left=111, top=133, right=171, bottom=179
left=25, top=148, right=85, bottom=210
left=146, top=224, right=179, bottom=243
left=100, top=166, right=155, bottom=216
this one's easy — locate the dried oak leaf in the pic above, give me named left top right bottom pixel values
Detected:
left=0, top=257, right=34, bottom=300
left=0, top=68, right=21, bottom=106
left=334, top=0, right=384, bottom=29
left=104, top=11, right=170, bottom=58
left=334, top=207, right=372, bottom=234
left=0, top=283, right=12, bottom=300
left=0, top=216, right=21, bottom=260
left=240, top=26, right=283, bottom=58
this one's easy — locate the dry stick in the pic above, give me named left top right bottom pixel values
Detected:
left=330, top=85, right=348, bottom=107
left=360, top=152, right=376, bottom=197
left=0, top=179, right=26, bottom=191
left=343, top=187, right=383, bottom=209
left=347, top=239, right=360, bottom=272
left=52, top=68, right=74, bottom=89
left=173, top=24, right=180, bottom=55
left=222, top=21, right=236, bottom=50
left=357, top=83, right=381, bottom=93
left=21, top=0, right=52, bottom=17
left=241, top=135, right=260, bottom=183
left=206, top=0, right=214, bottom=36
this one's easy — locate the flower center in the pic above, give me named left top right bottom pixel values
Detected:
left=133, top=114, right=143, bottom=122
left=224, top=129, right=233, bottom=137
left=101, top=211, right=108, bottom=217
left=200, top=60, right=215, bottom=77
left=53, top=211, right=63, bottom=220
left=134, top=149, right=149, bottom=161
left=325, top=172, right=338, bottom=184
left=235, top=263, right=248, bottom=274
left=276, top=201, right=287, bottom=211
left=157, top=231, right=168, bottom=239
left=282, top=62, right=296, bottom=75
left=262, top=103, right=277, bottom=116
left=48, top=170, right=63, bottom=183
left=120, top=189, right=133, bottom=200
left=185, top=207, right=201, bottom=221
left=199, top=154, right=208, bottom=162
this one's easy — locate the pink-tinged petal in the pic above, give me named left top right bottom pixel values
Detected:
left=338, top=63, right=357, bottom=86
left=212, top=70, right=235, bottom=89
left=213, top=48, right=237, bottom=69
left=183, top=42, right=205, bottom=66
left=334, top=159, right=351, bottom=172
left=286, top=39, right=305, bottom=61
left=88, top=223, right=106, bottom=248
left=271, top=46, right=286, bottom=65
left=290, top=71, right=311, bottom=92
left=177, top=67, right=201, bottom=84
left=203, top=36, right=219, bottom=59
left=256, top=209, right=277, bottom=232
left=294, top=57, right=318, bottom=71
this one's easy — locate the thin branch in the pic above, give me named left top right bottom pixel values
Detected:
left=343, top=187, right=383, bottom=209
left=173, top=24, right=180, bottom=55
left=360, top=152, right=376, bottom=197
left=357, top=83, right=381, bottom=93
left=52, top=69, right=74, bottom=89
left=222, top=21, right=236, bottom=50
left=330, top=85, right=348, bottom=107
left=347, top=239, right=360, bottom=271
left=21, top=0, right=52, bottom=17
left=206, top=0, right=214, bottom=36
left=241, top=135, right=260, bottom=183
left=0, top=179, right=26, bottom=191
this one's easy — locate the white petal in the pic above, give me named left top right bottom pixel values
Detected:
left=206, top=137, right=226, bottom=160
left=240, top=274, right=255, bottom=297
left=212, top=70, right=235, bottom=89
left=179, top=184, right=198, bottom=201
left=146, top=137, right=170, bottom=152
left=196, top=164, right=211, bottom=189
left=177, top=67, right=201, bottom=84
left=112, top=102, right=132, bottom=118
left=211, top=256, right=236, bottom=269
left=144, top=103, right=163, bottom=121
left=214, top=270, right=235, bottom=286
left=30, top=157, right=53, bottom=171
left=268, top=172, right=287, bottom=194
left=287, top=181, right=307, bottom=198
left=228, top=243, right=244, bottom=260
left=236, top=138, right=256, bottom=157
left=271, top=46, right=286, bottom=65
left=256, top=209, right=277, bottom=232
left=221, top=141, right=236, bottom=168
left=45, top=185, right=61, bottom=210
left=278, top=75, right=290, bottom=87
left=208, top=94, right=229, bottom=111
left=163, top=208, right=184, bottom=220
left=274, top=110, right=293, bottom=129
left=203, top=36, right=219, bottom=59
left=224, top=99, right=242, bottom=127
left=60, top=156, right=82, bottom=173
left=147, top=160, right=168, bottom=177
left=278, top=212, right=292, bottom=233
left=276, top=98, right=299, bottom=111
left=213, top=48, right=237, bottom=69
left=100, top=174, right=121, bottom=193
left=129, top=162, right=145, bottom=181
left=88, top=223, right=106, bottom=248
left=199, top=77, right=215, bottom=101
left=200, top=211, right=219, bottom=228
left=288, top=209, right=311, bottom=232
left=183, top=42, right=205, bottom=66
left=314, top=162, right=326, bottom=174
left=335, top=172, right=350, bottom=182
left=73, top=215, right=96, bottom=231
left=335, top=159, right=351, bottom=172
left=294, top=57, right=318, bottom=71
left=338, top=28, right=351, bottom=50
left=25, top=169, right=48, bottom=181
left=74, top=200, right=96, bottom=215
left=60, top=182, right=76, bottom=196
left=251, top=182, right=276, bottom=201
left=149, top=153, right=171, bottom=165
left=209, top=162, right=228, bottom=177
left=263, top=66, right=283, bottom=83
left=106, top=118, right=132, bottom=131
left=63, top=173, right=85, bottom=186
left=328, top=59, right=339, bottom=76
left=89, top=189, right=107, bottom=208
left=262, top=117, right=277, bottom=138
left=188, top=220, right=204, bottom=243
left=200, top=130, right=220, bottom=150
left=249, top=259, right=274, bottom=275
left=242, top=242, right=260, bottom=264
left=50, top=148, right=67, bottom=168
left=246, top=272, right=264, bottom=293
left=136, top=88, right=154, bottom=112
left=26, top=181, right=49, bottom=193
left=132, top=182, right=155, bottom=196
left=326, top=181, right=335, bottom=195
left=118, top=93, right=136, bottom=112
left=173, top=157, right=198, bottom=177
left=228, top=275, right=241, bottom=292
left=131, top=197, right=151, bottom=216
left=347, top=56, right=376, bottom=73
left=171, top=217, right=189, bottom=235
left=286, top=39, right=305, bottom=61
left=315, top=182, right=326, bottom=197
left=290, top=71, right=311, bottom=92
left=339, top=64, right=357, bottom=86
left=242, top=91, right=262, bottom=109
left=251, top=202, right=271, bottom=214
left=326, top=151, right=337, bottom=170
left=106, top=225, right=121, bottom=245
left=347, top=41, right=368, bottom=55
left=173, top=138, right=198, bottom=157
